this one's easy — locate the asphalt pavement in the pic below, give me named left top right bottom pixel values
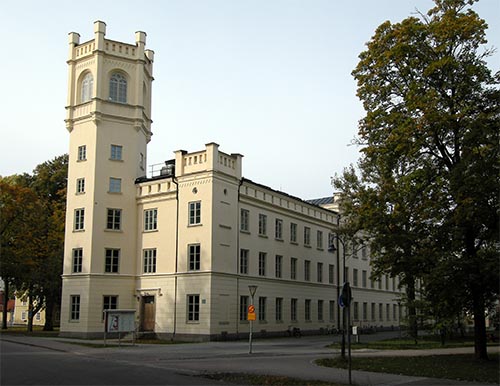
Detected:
left=1, top=331, right=498, bottom=386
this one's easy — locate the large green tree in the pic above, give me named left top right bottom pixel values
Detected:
left=334, top=0, right=499, bottom=360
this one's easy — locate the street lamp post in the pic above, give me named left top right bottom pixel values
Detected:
left=248, top=285, right=258, bottom=354
left=329, top=235, right=347, bottom=359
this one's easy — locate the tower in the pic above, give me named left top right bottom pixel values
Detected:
left=60, top=21, right=154, bottom=337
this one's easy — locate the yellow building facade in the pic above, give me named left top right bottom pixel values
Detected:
left=60, top=22, right=402, bottom=340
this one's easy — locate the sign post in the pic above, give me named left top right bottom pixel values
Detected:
left=339, top=282, right=353, bottom=385
left=104, top=309, right=136, bottom=347
left=248, top=285, right=258, bottom=354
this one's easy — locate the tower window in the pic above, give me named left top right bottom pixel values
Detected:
left=77, top=145, right=87, bottom=161
left=74, top=208, right=85, bottom=231
left=72, top=248, right=83, bottom=273
left=81, top=72, right=93, bottom=103
left=143, top=249, right=157, bottom=273
left=76, top=178, right=85, bottom=194
left=106, top=208, right=122, bottom=230
left=188, top=201, right=201, bottom=225
left=105, top=248, right=120, bottom=273
left=109, top=72, right=127, bottom=103
left=109, top=178, right=122, bottom=193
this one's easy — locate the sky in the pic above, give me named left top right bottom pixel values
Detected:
left=0, top=1, right=498, bottom=200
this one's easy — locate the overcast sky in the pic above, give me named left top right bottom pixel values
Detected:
left=0, top=0, right=498, bottom=199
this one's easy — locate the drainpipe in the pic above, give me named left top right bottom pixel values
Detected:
left=236, top=178, right=244, bottom=335
left=172, top=175, right=179, bottom=340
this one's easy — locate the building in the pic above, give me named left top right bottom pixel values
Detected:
left=12, top=296, right=45, bottom=326
left=60, top=22, right=402, bottom=340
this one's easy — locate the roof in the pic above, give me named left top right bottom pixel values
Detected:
left=306, top=196, right=335, bottom=206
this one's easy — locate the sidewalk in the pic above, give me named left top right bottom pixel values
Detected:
left=1, top=333, right=498, bottom=386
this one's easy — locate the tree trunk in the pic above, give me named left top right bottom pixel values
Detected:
left=27, top=293, right=34, bottom=333
left=2, top=279, right=9, bottom=330
left=406, top=278, right=418, bottom=342
left=43, top=299, right=54, bottom=331
left=472, top=288, right=488, bottom=360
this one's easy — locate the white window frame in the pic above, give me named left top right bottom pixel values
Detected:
left=106, top=208, right=122, bottom=230
left=105, top=248, right=120, bottom=273
left=258, top=214, right=267, bottom=236
left=239, top=249, right=249, bottom=274
left=188, top=201, right=201, bottom=226
left=188, top=244, right=201, bottom=271
left=240, top=209, right=249, bottom=232
left=77, top=145, right=86, bottom=161
left=110, top=144, right=123, bottom=161
left=76, top=178, right=85, bottom=194
left=144, top=208, right=158, bottom=231
left=81, top=72, right=93, bottom=103
left=74, top=208, right=85, bottom=231
left=72, top=248, right=83, bottom=273
left=109, top=72, right=127, bottom=103
left=109, top=177, right=122, bottom=193
left=143, top=249, right=157, bottom=273
left=187, top=294, right=200, bottom=322
left=70, top=295, right=80, bottom=321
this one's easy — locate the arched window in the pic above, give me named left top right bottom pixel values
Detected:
left=81, top=72, right=93, bottom=103
left=109, top=72, right=127, bottom=103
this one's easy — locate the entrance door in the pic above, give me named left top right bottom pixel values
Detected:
left=141, top=296, right=155, bottom=331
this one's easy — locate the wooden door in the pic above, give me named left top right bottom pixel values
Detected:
left=141, top=296, right=155, bottom=331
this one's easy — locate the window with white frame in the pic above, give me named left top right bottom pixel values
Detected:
left=102, top=295, right=118, bottom=320
left=239, top=249, right=249, bottom=274
left=188, top=201, right=201, bottom=225
left=240, top=209, right=249, bottom=232
left=77, top=145, right=86, bottom=161
left=105, top=248, right=120, bottom=273
left=354, top=301, right=359, bottom=320
left=187, top=294, right=200, bottom=322
left=371, top=302, right=376, bottom=321
left=317, top=262, right=323, bottom=283
left=70, top=295, right=80, bottom=321
left=329, top=300, right=335, bottom=321
left=318, top=300, right=324, bottom=321
left=291, top=298, right=298, bottom=321
left=72, top=248, right=83, bottom=273
left=239, top=296, right=249, bottom=321
left=74, top=208, right=85, bottom=231
left=275, top=219, right=283, bottom=240
left=106, top=208, right=122, bottom=230
left=275, top=255, right=282, bottom=278
left=188, top=244, right=201, bottom=271
left=143, top=248, right=156, bottom=273
left=258, top=297, right=266, bottom=321
left=109, top=72, right=127, bottom=103
left=258, top=252, right=266, bottom=276
left=275, top=298, right=283, bottom=322
left=304, top=227, right=311, bottom=246
left=76, top=178, right=85, bottom=194
left=317, top=230, right=323, bottom=249
left=110, top=145, right=123, bottom=161
left=81, top=72, right=93, bottom=103
left=304, top=260, right=311, bottom=281
left=363, top=302, right=368, bottom=321
left=290, top=223, right=297, bottom=243
left=328, top=232, right=335, bottom=251
left=353, top=269, right=358, bottom=287
left=109, top=177, right=122, bottom=193
left=362, top=270, right=367, bottom=288
left=305, top=299, right=311, bottom=321
left=258, top=214, right=267, bottom=236
left=329, top=264, right=334, bottom=284
left=144, top=208, right=158, bottom=231
left=290, top=257, right=297, bottom=280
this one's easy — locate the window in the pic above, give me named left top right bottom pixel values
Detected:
left=109, top=177, right=122, bottom=193
left=109, top=72, right=127, bottom=103
left=187, top=294, right=200, bottom=322
left=362, top=270, right=367, bottom=288
left=21, top=311, right=27, bottom=320
left=344, top=267, right=349, bottom=283
left=70, top=295, right=80, bottom=321
left=77, top=145, right=86, bottom=161
left=258, top=297, right=266, bottom=321
left=304, top=227, right=311, bottom=246
left=363, top=302, right=368, bottom=321
left=275, top=298, right=283, bottom=322
left=188, top=201, right=201, bottom=225
left=110, top=144, right=123, bottom=161
left=305, top=299, right=311, bottom=321
left=258, top=214, right=267, bottom=236
left=240, top=209, right=249, bottom=232
left=106, top=208, right=122, bottom=230
left=354, top=301, right=359, bottom=320
left=258, top=252, right=266, bottom=276
left=290, top=223, right=297, bottom=243
left=318, top=300, right=324, bottom=321
left=386, top=304, right=391, bottom=321
left=328, top=233, right=335, bottom=251
left=317, top=262, right=323, bottom=283
left=188, top=244, right=201, bottom=271
left=290, top=258, right=297, bottom=280
left=103, top=295, right=118, bottom=320
left=317, top=230, right=323, bottom=249
left=328, top=264, right=334, bottom=284
left=143, top=248, right=156, bottom=273
left=275, top=219, right=283, bottom=240
left=105, top=248, right=120, bottom=273
left=275, top=255, right=282, bottom=278
left=144, top=208, right=157, bottom=231
left=76, top=178, right=85, bottom=194
left=329, top=300, right=335, bottom=321
left=74, top=208, right=84, bottom=231
left=239, top=296, right=249, bottom=321
left=304, top=260, right=311, bottom=281
left=393, top=304, right=398, bottom=321
left=371, top=303, right=376, bottom=321
left=239, top=249, right=249, bottom=274
left=72, top=248, right=83, bottom=273
left=291, top=298, right=297, bottom=321
left=362, top=246, right=368, bottom=260
left=35, top=313, right=41, bottom=321
left=379, top=303, right=383, bottom=321
left=81, top=72, right=93, bottom=103
left=140, top=153, right=145, bottom=170
left=353, top=269, right=358, bottom=287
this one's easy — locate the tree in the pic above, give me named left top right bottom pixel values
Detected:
left=334, top=0, right=499, bottom=359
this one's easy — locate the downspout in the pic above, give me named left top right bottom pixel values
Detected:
left=337, top=213, right=341, bottom=333
left=172, top=175, right=179, bottom=340
left=236, top=178, right=244, bottom=335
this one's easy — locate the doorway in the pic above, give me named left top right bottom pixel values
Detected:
left=140, top=296, right=155, bottom=331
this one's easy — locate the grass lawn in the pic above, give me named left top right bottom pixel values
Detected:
left=316, top=353, right=500, bottom=384
left=203, top=373, right=342, bottom=386
left=0, top=326, right=60, bottom=337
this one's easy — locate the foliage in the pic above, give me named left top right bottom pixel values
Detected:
left=333, top=0, right=499, bottom=360
left=0, top=155, right=68, bottom=331
left=316, top=353, right=500, bottom=384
